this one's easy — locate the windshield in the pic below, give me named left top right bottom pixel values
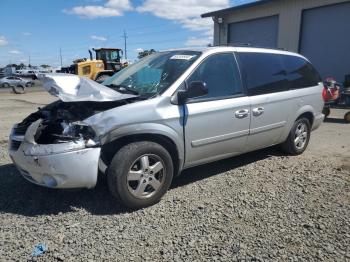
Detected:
left=103, top=50, right=201, bottom=96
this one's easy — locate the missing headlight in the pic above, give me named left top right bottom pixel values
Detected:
left=62, top=123, right=96, bottom=140
left=35, top=121, right=96, bottom=144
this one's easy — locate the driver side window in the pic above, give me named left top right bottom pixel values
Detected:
left=187, top=53, right=242, bottom=100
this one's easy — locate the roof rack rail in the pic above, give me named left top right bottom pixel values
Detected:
left=213, top=43, right=287, bottom=51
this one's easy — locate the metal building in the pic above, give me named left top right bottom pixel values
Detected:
left=201, top=0, right=350, bottom=83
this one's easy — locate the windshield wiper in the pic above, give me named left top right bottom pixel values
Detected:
left=105, top=84, right=139, bottom=95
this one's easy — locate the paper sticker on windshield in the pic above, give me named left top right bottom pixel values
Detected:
left=170, top=55, right=195, bottom=60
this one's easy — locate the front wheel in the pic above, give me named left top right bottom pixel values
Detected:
left=344, top=112, right=350, bottom=123
left=12, top=85, right=26, bottom=94
left=281, top=118, right=311, bottom=155
left=322, top=107, right=330, bottom=118
left=107, top=141, right=174, bottom=209
left=95, top=74, right=109, bottom=83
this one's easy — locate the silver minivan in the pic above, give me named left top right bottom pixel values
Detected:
left=9, top=47, right=324, bottom=209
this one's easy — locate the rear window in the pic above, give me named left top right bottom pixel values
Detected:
left=281, top=55, right=321, bottom=89
left=237, top=52, right=321, bottom=95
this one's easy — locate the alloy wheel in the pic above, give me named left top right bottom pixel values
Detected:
left=294, top=122, right=308, bottom=150
left=127, top=154, right=165, bottom=199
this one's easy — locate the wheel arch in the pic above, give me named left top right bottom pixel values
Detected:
left=95, top=70, right=114, bottom=80
left=294, top=105, right=315, bottom=127
left=296, top=111, right=314, bottom=127
left=101, top=133, right=183, bottom=177
left=280, top=106, right=315, bottom=143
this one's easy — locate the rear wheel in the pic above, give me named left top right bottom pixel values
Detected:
left=107, top=141, right=174, bottom=209
left=281, top=118, right=311, bottom=155
left=3, top=83, right=10, bottom=88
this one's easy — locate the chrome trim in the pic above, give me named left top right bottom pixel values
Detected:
left=235, top=109, right=250, bottom=119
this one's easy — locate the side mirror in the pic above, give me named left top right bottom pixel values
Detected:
left=177, top=81, right=208, bottom=105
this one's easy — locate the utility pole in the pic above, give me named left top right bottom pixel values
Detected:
left=60, top=47, right=63, bottom=68
left=123, top=30, right=127, bottom=60
left=28, top=53, right=31, bottom=67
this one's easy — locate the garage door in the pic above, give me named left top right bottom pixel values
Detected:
left=228, top=15, right=279, bottom=48
left=300, top=2, right=350, bottom=82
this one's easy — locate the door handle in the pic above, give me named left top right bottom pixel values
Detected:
left=252, top=107, right=264, bottom=116
left=235, top=109, right=250, bottom=119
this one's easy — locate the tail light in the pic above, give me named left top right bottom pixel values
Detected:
left=322, top=86, right=328, bottom=102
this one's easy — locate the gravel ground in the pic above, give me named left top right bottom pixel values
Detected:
left=0, top=91, right=349, bottom=261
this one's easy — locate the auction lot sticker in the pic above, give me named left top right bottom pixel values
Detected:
left=170, top=55, right=195, bottom=60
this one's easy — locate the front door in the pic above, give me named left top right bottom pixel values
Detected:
left=183, top=52, right=250, bottom=168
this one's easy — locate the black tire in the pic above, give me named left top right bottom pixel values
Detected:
left=281, top=118, right=311, bottom=155
left=107, top=141, right=174, bottom=209
left=344, top=112, right=350, bottom=123
left=322, top=107, right=330, bottom=118
left=95, top=74, right=109, bottom=83
left=3, top=82, right=10, bottom=88
left=12, top=85, right=26, bottom=94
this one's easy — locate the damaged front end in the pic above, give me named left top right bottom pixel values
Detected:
left=9, top=74, right=136, bottom=189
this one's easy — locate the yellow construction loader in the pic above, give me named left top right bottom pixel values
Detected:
left=68, top=48, right=126, bottom=83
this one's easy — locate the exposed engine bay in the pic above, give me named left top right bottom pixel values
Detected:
left=17, top=99, right=134, bottom=145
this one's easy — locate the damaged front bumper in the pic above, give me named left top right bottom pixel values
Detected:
left=8, top=120, right=101, bottom=189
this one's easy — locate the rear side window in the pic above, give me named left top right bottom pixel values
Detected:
left=237, top=52, right=321, bottom=95
left=187, top=53, right=242, bottom=100
left=281, top=55, right=321, bottom=89
left=237, top=52, right=288, bottom=95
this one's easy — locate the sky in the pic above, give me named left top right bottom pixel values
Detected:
left=0, top=0, right=257, bottom=68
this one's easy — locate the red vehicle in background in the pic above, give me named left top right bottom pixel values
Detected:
left=322, top=76, right=350, bottom=123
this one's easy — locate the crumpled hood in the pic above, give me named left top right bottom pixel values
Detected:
left=39, top=73, right=136, bottom=102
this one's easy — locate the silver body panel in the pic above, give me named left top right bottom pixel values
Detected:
left=8, top=47, right=324, bottom=189
left=247, top=84, right=324, bottom=151
left=184, top=96, right=250, bottom=168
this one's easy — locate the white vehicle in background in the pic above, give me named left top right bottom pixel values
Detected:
left=15, top=69, right=36, bottom=79
left=15, top=67, right=53, bottom=79
left=36, top=68, right=53, bottom=74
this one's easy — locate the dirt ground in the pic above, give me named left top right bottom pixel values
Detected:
left=0, top=90, right=349, bottom=261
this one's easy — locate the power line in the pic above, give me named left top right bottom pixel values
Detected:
left=127, top=37, right=186, bottom=46
left=127, top=29, right=189, bottom=39
left=124, top=22, right=172, bottom=32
